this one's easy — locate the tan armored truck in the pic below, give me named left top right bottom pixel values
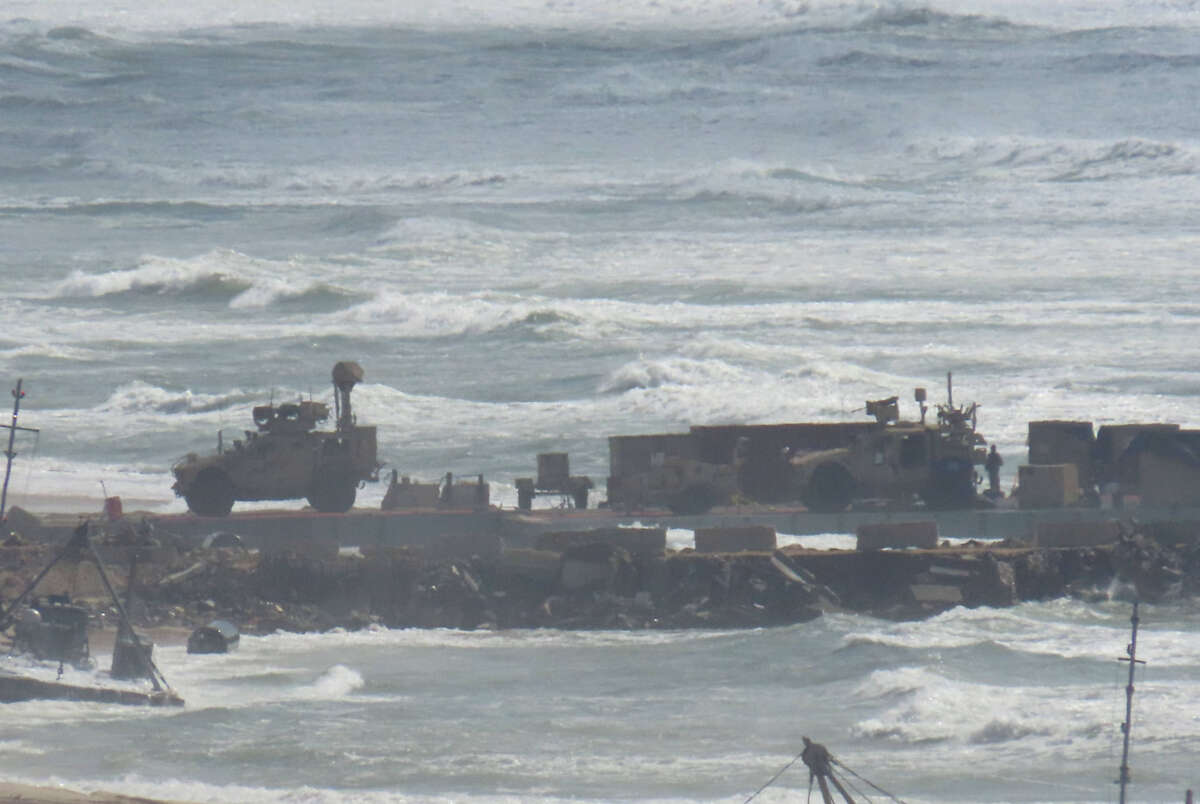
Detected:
left=788, top=386, right=988, bottom=512
left=172, top=361, right=379, bottom=516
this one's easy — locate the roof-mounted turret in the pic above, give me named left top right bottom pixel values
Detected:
left=252, top=400, right=329, bottom=434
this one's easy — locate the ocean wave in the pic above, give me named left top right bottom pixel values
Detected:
left=1066, top=51, right=1200, bottom=73
left=0, top=342, right=99, bottom=362
left=97, top=381, right=249, bottom=416
left=49, top=251, right=363, bottom=310
left=968, top=718, right=1048, bottom=744
left=0, top=53, right=83, bottom=79
left=908, top=135, right=1197, bottom=183
left=816, top=49, right=940, bottom=69
left=338, top=291, right=535, bottom=337
left=52, top=259, right=248, bottom=300
left=0, top=93, right=75, bottom=110
left=854, top=5, right=1022, bottom=36
left=598, top=356, right=750, bottom=394
left=1051, top=138, right=1197, bottom=182
left=303, top=664, right=365, bottom=699
left=2, top=0, right=1197, bottom=42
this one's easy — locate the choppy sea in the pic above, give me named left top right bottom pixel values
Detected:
left=1, top=0, right=1198, bottom=800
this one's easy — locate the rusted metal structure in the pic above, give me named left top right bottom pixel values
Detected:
left=381, top=470, right=491, bottom=511
left=515, top=453, right=593, bottom=510
left=0, top=379, right=38, bottom=525
left=0, top=522, right=182, bottom=706
left=172, top=361, right=379, bottom=516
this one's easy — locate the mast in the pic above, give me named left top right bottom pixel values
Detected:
left=0, top=379, right=39, bottom=524
left=1117, top=600, right=1144, bottom=804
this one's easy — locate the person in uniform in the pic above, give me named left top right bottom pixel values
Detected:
left=985, top=444, right=1003, bottom=496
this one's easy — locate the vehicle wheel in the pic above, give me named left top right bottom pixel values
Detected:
left=573, top=487, right=588, bottom=510
left=802, top=463, right=855, bottom=513
left=307, top=469, right=357, bottom=513
left=185, top=468, right=235, bottom=517
left=667, top=483, right=717, bottom=515
left=922, top=457, right=976, bottom=510
left=517, top=487, right=533, bottom=510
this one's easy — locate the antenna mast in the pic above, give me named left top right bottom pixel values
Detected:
left=1117, top=601, right=1145, bottom=804
left=0, top=379, right=39, bottom=524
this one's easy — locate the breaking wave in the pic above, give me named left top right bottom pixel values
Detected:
left=302, top=665, right=365, bottom=700
left=49, top=252, right=362, bottom=310
left=907, top=136, right=1198, bottom=183
left=97, top=381, right=249, bottom=416
left=598, top=356, right=751, bottom=394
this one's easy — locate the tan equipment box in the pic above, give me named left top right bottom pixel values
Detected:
left=1018, top=464, right=1080, bottom=509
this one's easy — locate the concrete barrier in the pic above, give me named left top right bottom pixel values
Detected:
left=1034, top=520, right=1121, bottom=547
left=495, top=548, right=561, bottom=584
left=1018, top=464, right=1081, bottom=509
left=380, top=479, right=440, bottom=509
left=856, top=521, right=938, bottom=551
left=536, top=527, right=666, bottom=555
left=910, top=584, right=963, bottom=604
left=693, top=525, right=777, bottom=553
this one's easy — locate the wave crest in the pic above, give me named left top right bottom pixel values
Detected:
left=50, top=251, right=361, bottom=310
left=99, top=381, right=247, bottom=416
left=305, top=664, right=365, bottom=699
left=599, top=356, right=747, bottom=394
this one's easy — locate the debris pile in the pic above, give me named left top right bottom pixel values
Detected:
left=3, top=521, right=1200, bottom=637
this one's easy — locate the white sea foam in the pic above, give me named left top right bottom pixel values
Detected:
left=5, top=0, right=1200, bottom=36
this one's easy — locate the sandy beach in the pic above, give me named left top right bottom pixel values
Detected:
left=0, top=782, right=182, bottom=804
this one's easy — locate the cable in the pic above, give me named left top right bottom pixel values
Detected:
left=745, top=747, right=807, bottom=804
left=832, top=768, right=874, bottom=802
left=832, top=758, right=908, bottom=803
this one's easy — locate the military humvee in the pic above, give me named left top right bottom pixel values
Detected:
left=788, top=386, right=988, bottom=512
left=172, top=361, right=379, bottom=516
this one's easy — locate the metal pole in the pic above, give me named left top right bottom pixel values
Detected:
left=0, top=379, right=24, bottom=523
left=0, top=526, right=88, bottom=632
left=81, top=526, right=166, bottom=692
left=1118, top=600, right=1143, bottom=804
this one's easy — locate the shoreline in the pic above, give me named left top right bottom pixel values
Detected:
left=0, top=782, right=185, bottom=804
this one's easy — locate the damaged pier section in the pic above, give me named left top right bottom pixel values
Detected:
left=199, top=525, right=1200, bottom=630
left=6, top=509, right=1200, bottom=635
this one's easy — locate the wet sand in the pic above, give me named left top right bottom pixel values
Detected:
left=0, top=783, right=183, bottom=803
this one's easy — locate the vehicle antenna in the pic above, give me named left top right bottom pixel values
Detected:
left=1117, top=600, right=1145, bottom=804
left=0, top=379, right=39, bottom=524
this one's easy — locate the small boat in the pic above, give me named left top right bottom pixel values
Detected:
left=0, top=664, right=182, bottom=707
left=0, top=379, right=183, bottom=707
left=0, top=521, right=185, bottom=707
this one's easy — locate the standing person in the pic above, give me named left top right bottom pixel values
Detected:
left=985, top=444, right=1003, bottom=496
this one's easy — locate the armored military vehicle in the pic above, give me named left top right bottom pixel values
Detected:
left=172, top=361, right=379, bottom=516
left=788, top=383, right=988, bottom=512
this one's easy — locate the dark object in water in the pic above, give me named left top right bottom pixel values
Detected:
left=111, top=632, right=155, bottom=679
left=0, top=521, right=182, bottom=705
left=11, top=596, right=91, bottom=668
left=187, top=619, right=240, bottom=654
